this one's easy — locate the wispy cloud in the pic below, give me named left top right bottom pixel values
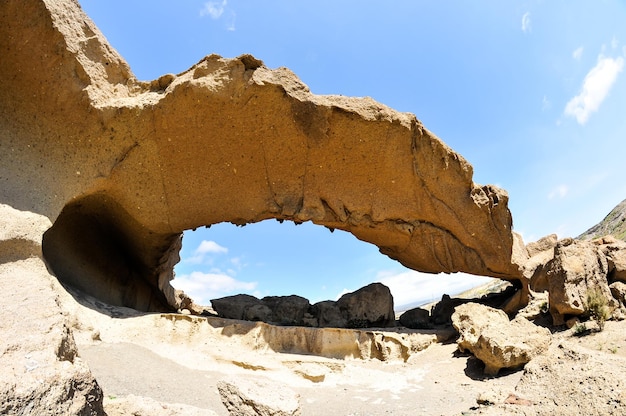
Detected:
left=197, top=240, right=228, bottom=254
left=572, top=46, right=584, bottom=61
left=548, top=184, right=569, bottom=200
left=200, top=0, right=227, bottom=19
left=542, top=95, right=551, bottom=111
left=172, top=271, right=257, bottom=305
left=564, top=52, right=624, bottom=125
left=521, top=12, right=531, bottom=34
left=185, top=240, right=228, bottom=264
left=200, top=0, right=236, bottom=31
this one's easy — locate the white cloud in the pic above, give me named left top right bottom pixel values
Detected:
left=226, top=11, right=236, bottom=31
left=172, top=271, right=257, bottom=305
left=196, top=240, right=228, bottom=255
left=564, top=54, right=624, bottom=125
left=200, top=0, right=227, bottom=19
left=612, top=36, right=619, bottom=50
left=572, top=46, right=584, bottom=61
left=521, top=12, right=531, bottom=34
left=184, top=240, right=228, bottom=264
left=541, top=95, right=551, bottom=111
left=377, top=270, right=492, bottom=311
left=548, top=184, right=569, bottom=200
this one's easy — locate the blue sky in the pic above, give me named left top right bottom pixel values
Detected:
left=80, top=1, right=626, bottom=309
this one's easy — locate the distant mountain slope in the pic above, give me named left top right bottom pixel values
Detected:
left=578, top=198, right=626, bottom=241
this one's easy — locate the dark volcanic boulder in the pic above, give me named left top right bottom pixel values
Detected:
left=337, top=283, right=395, bottom=328
left=261, top=295, right=311, bottom=326
left=211, top=294, right=262, bottom=320
left=311, top=300, right=347, bottom=328
left=399, top=307, right=432, bottom=329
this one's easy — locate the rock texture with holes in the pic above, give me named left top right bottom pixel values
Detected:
left=452, top=303, right=551, bottom=375
left=1, top=0, right=521, bottom=314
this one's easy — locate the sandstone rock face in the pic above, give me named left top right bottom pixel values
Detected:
left=217, top=377, right=301, bottom=416
left=525, top=233, right=558, bottom=292
left=1, top=0, right=520, bottom=313
left=597, top=235, right=626, bottom=282
left=452, top=303, right=551, bottom=375
left=546, top=238, right=615, bottom=325
left=0, top=204, right=105, bottom=415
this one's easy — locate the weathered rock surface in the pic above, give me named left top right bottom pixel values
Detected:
left=525, top=233, right=558, bottom=293
left=452, top=303, right=551, bottom=375
left=399, top=307, right=432, bottom=329
left=259, top=295, right=311, bottom=326
left=337, top=283, right=395, bottom=328
left=469, top=341, right=626, bottom=415
left=217, top=377, right=301, bottom=416
left=311, top=300, right=346, bottom=328
left=104, top=395, right=218, bottom=416
left=212, top=284, right=395, bottom=328
left=0, top=204, right=105, bottom=415
left=597, top=235, right=626, bottom=282
left=547, top=238, right=615, bottom=325
left=1, top=0, right=520, bottom=314
left=211, top=294, right=265, bottom=321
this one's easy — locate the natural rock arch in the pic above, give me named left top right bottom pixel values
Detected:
left=3, top=0, right=521, bottom=312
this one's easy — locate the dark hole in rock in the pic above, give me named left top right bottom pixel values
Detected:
left=42, top=193, right=178, bottom=312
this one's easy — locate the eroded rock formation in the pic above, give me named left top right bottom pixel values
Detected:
left=0, top=204, right=105, bottom=415
left=1, top=0, right=521, bottom=312
left=452, top=303, right=552, bottom=375
left=211, top=283, right=395, bottom=328
left=217, top=377, right=301, bottom=416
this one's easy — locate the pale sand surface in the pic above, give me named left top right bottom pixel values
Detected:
left=70, top=290, right=522, bottom=416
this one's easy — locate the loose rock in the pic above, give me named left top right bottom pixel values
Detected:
left=452, top=303, right=551, bottom=375
left=217, top=377, right=301, bottom=416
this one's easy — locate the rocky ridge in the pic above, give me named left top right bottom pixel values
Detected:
left=579, top=198, right=626, bottom=241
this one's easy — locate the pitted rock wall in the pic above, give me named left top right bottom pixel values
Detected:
left=1, top=0, right=520, bottom=311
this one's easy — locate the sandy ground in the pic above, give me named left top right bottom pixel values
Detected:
left=66, top=289, right=523, bottom=416
left=79, top=339, right=522, bottom=416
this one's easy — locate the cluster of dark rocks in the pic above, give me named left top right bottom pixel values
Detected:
left=211, top=282, right=396, bottom=328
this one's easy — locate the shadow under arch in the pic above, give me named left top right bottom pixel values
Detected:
left=42, top=192, right=180, bottom=313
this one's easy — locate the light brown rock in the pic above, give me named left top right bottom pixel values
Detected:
left=452, top=303, right=551, bottom=375
left=610, top=281, right=626, bottom=305
left=596, top=235, right=626, bottom=282
left=525, top=234, right=558, bottom=292
left=546, top=238, right=615, bottom=325
left=0, top=204, right=104, bottom=415
left=104, top=395, right=218, bottom=416
left=217, top=377, right=301, bottom=416
left=1, top=0, right=520, bottom=314
left=505, top=342, right=626, bottom=415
